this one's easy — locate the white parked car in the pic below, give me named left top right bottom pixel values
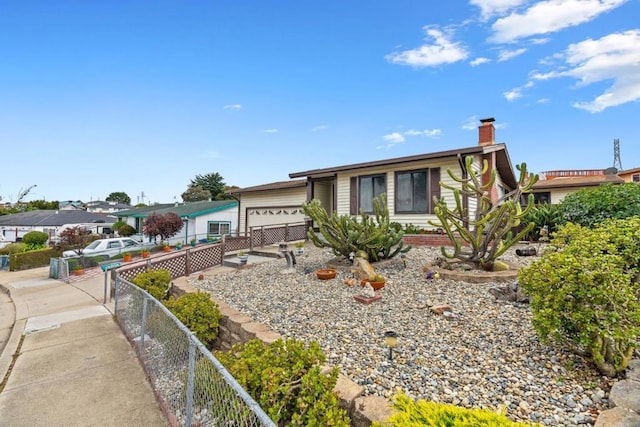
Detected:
left=62, top=237, right=144, bottom=258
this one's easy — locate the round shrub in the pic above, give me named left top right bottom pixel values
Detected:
left=558, top=182, right=640, bottom=228
left=518, top=218, right=640, bottom=377
left=132, top=269, right=171, bottom=300
left=22, top=231, right=49, bottom=248
left=215, top=338, right=350, bottom=426
left=111, top=221, right=127, bottom=233
left=375, top=392, right=537, bottom=426
left=164, top=292, right=221, bottom=349
left=117, top=224, right=136, bottom=237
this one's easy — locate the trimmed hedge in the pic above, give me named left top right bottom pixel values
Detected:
left=9, top=247, right=63, bottom=271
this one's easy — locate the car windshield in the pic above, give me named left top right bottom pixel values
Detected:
left=85, top=241, right=101, bottom=250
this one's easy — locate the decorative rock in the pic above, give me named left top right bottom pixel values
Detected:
left=488, top=282, right=529, bottom=303
left=609, top=379, right=640, bottom=413
left=493, top=260, right=510, bottom=271
left=351, top=396, right=395, bottom=427
left=360, top=283, right=376, bottom=298
left=255, top=330, right=282, bottom=344
left=626, top=359, right=640, bottom=382
left=594, top=407, right=640, bottom=427
left=353, top=256, right=376, bottom=280
left=334, top=374, right=365, bottom=412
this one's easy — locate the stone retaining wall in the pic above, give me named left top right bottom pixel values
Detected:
left=170, top=279, right=393, bottom=426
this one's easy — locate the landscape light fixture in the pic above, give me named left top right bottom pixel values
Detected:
left=384, top=331, right=398, bottom=361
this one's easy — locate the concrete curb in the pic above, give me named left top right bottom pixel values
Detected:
left=0, top=283, right=26, bottom=386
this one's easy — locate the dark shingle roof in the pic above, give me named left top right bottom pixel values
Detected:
left=116, top=200, right=238, bottom=219
left=0, top=210, right=116, bottom=227
left=227, top=180, right=307, bottom=195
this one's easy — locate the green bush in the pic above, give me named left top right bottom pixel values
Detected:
left=518, top=218, right=640, bottom=376
left=117, top=224, right=136, bottom=237
left=164, top=292, right=221, bottom=349
left=558, top=182, right=640, bottom=228
left=111, top=221, right=127, bottom=233
left=0, top=243, right=26, bottom=255
left=22, top=231, right=49, bottom=248
left=374, top=392, right=538, bottom=426
left=302, top=194, right=410, bottom=262
left=9, top=247, right=62, bottom=271
left=132, top=269, right=172, bottom=300
left=215, top=339, right=350, bottom=426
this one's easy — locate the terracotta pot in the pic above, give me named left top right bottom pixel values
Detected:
left=163, top=246, right=170, bottom=253
left=74, top=269, right=84, bottom=276
left=361, top=278, right=385, bottom=291
left=142, top=251, right=150, bottom=259
left=123, top=254, right=132, bottom=262
left=316, top=269, right=337, bottom=280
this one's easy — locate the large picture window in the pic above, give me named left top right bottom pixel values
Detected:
left=208, top=221, right=231, bottom=236
left=359, top=174, right=386, bottom=213
left=395, top=170, right=428, bottom=213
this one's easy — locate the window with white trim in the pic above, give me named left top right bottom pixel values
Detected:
left=208, top=221, right=231, bottom=236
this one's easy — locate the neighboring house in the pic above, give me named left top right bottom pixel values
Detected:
left=116, top=200, right=239, bottom=243
left=617, top=167, right=640, bottom=184
left=86, top=200, right=132, bottom=214
left=227, top=180, right=307, bottom=235
left=288, top=118, right=518, bottom=229
left=531, top=170, right=624, bottom=204
left=0, top=210, right=116, bottom=243
left=58, top=200, right=84, bottom=210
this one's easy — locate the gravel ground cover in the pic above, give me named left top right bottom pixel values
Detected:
left=192, top=245, right=614, bottom=426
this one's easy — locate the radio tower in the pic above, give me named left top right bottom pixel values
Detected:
left=613, top=139, right=623, bottom=171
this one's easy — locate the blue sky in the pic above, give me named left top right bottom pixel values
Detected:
left=1, top=1, right=638, bottom=204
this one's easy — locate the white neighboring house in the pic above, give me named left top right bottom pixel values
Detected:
left=0, top=210, right=116, bottom=243
left=115, top=200, right=239, bottom=244
left=227, top=180, right=307, bottom=235
left=85, top=200, right=132, bottom=214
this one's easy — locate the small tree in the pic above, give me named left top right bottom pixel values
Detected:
left=55, top=226, right=93, bottom=251
left=302, top=194, right=410, bottom=262
left=518, top=218, right=640, bottom=377
left=143, top=212, right=183, bottom=242
left=429, top=155, right=538, bottom=271
left=181, top=184, right=211, bottom=202
left=106, top=192, right=131, bottom=205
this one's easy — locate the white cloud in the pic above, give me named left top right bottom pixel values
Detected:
left=461, top=115, right=479, bottom=130
left=470, top=0, right=528, bottom=20
left=406, top=129, right=442, bottom=137
left=537, top=98, right=550, bottom=103
left=490, top=0, right=628, bottom=44
left=531, top=29, right=640, bottom=112
left=498, top=48, right=527, bottom=62
left=383, top=132, right=405, bottom=144
left=202, top=151, right=220, bottom=159
left=311, top=125, right=328, bottom=132
left=223, top=104, right=242, bottom=110
left=470, top=57, right=492, bottom=66
left=386, top=26, right=469, bottom=67
left=261, top=128, right=279, bottom=133
left=504, top=88, right=523, bottom=101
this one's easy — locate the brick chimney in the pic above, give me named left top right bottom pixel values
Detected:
left=478, top=117, right=495, bottom=146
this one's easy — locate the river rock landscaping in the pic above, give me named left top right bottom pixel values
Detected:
left=191, top=245, right=621, bottom=426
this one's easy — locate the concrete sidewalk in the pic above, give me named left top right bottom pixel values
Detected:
left=0, top=267, right=167, bottom=427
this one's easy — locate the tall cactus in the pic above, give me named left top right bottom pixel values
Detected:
left=302, top=194, right=411, bottom=262
left=429, top=155, right=538, bottom=271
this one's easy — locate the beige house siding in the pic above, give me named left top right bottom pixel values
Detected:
left=238, top=187, right=307, bottom=233
left=334, top=157, right=470, bottom=229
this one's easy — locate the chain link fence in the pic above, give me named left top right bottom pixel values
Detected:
left=114, top=275, right=275, bottom=427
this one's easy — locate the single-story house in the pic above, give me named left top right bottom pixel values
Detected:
left=230, top=117, right=519, bottom=231
left=618, top=167, right=640, bottom=184
left=116, top=200, right=239, bottom=244
left=85, top=200, right=132, bottom=214
left=531, top=170, right=624, bottom=204
left=227, top=180, right=307, bottom=235
left=0, top=210, right=116, bottom=243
